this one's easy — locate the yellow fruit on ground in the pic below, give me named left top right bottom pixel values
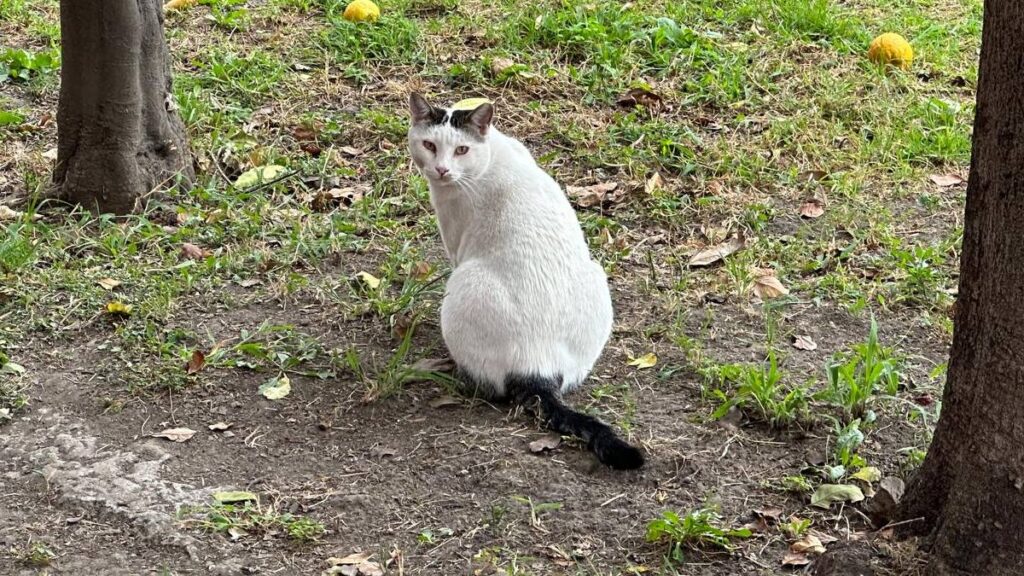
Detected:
left=868, top=33, right=913, bottom=70
left=451, top=97, right=492, bottom=111
left=343, top=0, right=380, bottom=22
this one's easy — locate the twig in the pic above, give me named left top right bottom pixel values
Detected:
left=877, top=516, right=925, bottom=532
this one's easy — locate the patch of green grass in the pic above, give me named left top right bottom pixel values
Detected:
left=0, top=350, right=28, bottom=423
left=646, top=508, right=752, bottom=562
left=817, top=317, right=902, bottom=420
left=707, top=354, right=811, bottom=428
left=188, top=501, right=325, bottom=542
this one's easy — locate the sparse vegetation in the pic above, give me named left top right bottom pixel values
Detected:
left=646, top=508, right=752, bottom=561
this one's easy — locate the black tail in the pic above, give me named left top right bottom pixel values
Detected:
left=506, top=374, right=644, bottom=470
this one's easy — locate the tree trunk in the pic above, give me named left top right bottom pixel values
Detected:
left=898, top=2, right=1024, bottom=575
left=55, top=0, right=193, bottom=215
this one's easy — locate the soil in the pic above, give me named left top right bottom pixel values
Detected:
left=0, top=279, right=943, bottom=575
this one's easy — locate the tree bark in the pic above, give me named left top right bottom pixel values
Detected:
left=55, top=0, right=193, bottom=215
left=898, top=2, right=1024, bottom=575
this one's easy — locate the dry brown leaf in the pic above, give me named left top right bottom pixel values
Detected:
left=152, top=427, right=196, bottom=442
left=428, top=396, right=461, bottom=409
left=792, top=335, right=818, bottom=351
left=490, top=57, right=516, bottom=75
left=181, top=242, right=207, bottom=260
left=782, top=551, right=811, bottom=567
left=929, top=173, right=964, bottom=187
left=688, top=236, right=745, bottom=267
left=790, top=534, right=826, bottom=554
left=799, top=198, right=825, bottom=219
left=753, top=270, right=789, bottom=300
left=339, top=146, right=364, bottom=157
left=0, top=206, right=24, bottom=221
left=617, top=87, right=663, bottom=108
left=163, top=0, right=197, bottom=10
left=307, top=187, right=363, bottom=212
left=97, top=278, right=122, bottom=291
left=186, top=350, right=206, bottom=374
left=645, top=172, right=665, bottom=194
left=327, top=552, right=373, bottom=566
left=566, top=182, right=619, bottom=208
left=208, top=422, right=233, bottom=431
left=798, top=170, right=828, bottom=182
left=529, top=433, right=562, bottom=453
left=409, top=261, right=431, bottom=280
left=753, top=507, right=784, bottom=521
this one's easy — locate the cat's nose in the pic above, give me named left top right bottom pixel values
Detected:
left=435, top=166, right=449, bottom=177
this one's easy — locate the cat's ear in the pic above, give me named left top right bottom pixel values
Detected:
left=467, top=103, right=494, bottom=136
left=409, top=93, right=434, bottom=124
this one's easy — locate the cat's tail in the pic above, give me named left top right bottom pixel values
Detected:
left=506, top=374, right=644, bottom=470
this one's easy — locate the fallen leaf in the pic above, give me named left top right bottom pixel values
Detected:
left=864, top=476, right=905, bottom=524
left=259, top=374, right=291, bottom=400
left=529, top=433, right=562, bottom=453
left=782, top=551, right=811, bottom=567
left=328, top=553, right=373, bottom=566
left=237, top=278, right=261, bottom=288
left=234, top=164, right=287, bottom=189
left=163, top=0, right=197, bottom=10
left=792, top=335, right=818, bottom=351
left=490, top=56, right=516, bottom=75
left=851, top=466, right=882, bottom=483
left=753, top=507, right=784, bottom=522
left=355, top=271, right=381, bottom=290
left=213, top=491, right=258, bottom=504
left=617, top=87, right=663, bottom=108
left=357, top=563, right=384, bottom=576
left=753, top=270, right=790, bottom=300
left=42, top=147, right=58, bottom=160
left=429, top=396, right=462, bottom=409
left=799, top=198, right=825, bottom=219
left=307, top=187, right=363, bottom=212
left=97, top=278, right=121, bottom=291
left=186, top=350, right=206, bottom=374
left=105, top=301, right=133, bottom=316
left=0, top=206, right=24, bottom=221
left=929, top=174, right=963, bottom=187
left=645, top=172, right=665, bottom=194
left=810, top=484, right=865, bottom=509
left=410, top=261, right=431, bottom=280
left=228, top=526, right=247, bottom=541
left=627, top=353, right=657, bottom=369
left=566, top=182, right=619, bottom=208
left=810, top=530, right=839, bottom=545
left=152, top=427, right=196, bottom=443
left=798, top=170, right=828, bottom=182
left=790, top=534, right=826, bottom=554
left=181, top=242, right=207, bottom=260
left=370, top=446, right=397, bottom=458
left=208, top=421, right=233, bottom=431
left=688, top=236, right=745, bottom=267
left=339, top=146, right=363, bottom=157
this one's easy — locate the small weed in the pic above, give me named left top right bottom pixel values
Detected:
left=817, top=317, right=901, bottom=420
left=646, top=508, right=752, bottom=562
left=780, top=475, right=814, bottom=494
left=20, top=541, right=55, bottom=567
left=0, top=350, right=28, bottom=423
left=199, top=0, right=250, bottom=30
left=511, top=496, right=562, bottom=530
left=780, top=517, right=812, bottom=538
left=825, top=418, right=867, bottom=481
left=0, top=47, right=58, bottom=82
left=707, top=353, right=810, bottom=428
left=189, top=501, right=325, bottom=542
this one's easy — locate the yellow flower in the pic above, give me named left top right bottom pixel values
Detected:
left=868, top=33, right=913, bottom=70
left=343, top=0, right=380, bottom=22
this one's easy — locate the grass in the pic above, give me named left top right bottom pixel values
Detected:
left=184, top=501, right=325, bottom=542
left=818, top=317, right=903, bottom=420
left=707, top=352, right=811, bottom=428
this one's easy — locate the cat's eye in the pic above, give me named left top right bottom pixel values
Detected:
left=455, top=145, right=469, bottom=156
left=423, top=140, right=436, bottom=153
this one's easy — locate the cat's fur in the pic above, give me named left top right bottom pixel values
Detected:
left=407, top=93, right=644, bottom=470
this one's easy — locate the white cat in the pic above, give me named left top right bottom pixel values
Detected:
left=407, top=93, right=643, bottom=469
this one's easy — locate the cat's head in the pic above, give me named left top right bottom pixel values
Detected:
left=407, top=93, right=494, bottom=185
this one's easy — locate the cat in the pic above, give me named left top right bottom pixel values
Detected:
left=407, top=93, right=644, bottom=470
